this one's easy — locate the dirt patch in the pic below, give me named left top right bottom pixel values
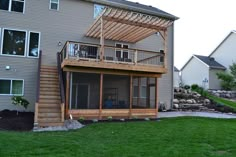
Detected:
left=0, top=110, right=34, bottom=131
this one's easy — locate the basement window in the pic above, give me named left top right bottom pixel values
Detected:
left=0, top=79, right=24, bottom=95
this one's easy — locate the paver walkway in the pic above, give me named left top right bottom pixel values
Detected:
left=158, top=111, right=236, bottom=119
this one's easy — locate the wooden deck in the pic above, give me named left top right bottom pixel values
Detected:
left=62, top=59, right=167, bottom=75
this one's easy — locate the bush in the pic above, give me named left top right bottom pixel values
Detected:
left=184, top=85, right=190, bottom=90
left=11, top=96, right=29, bottom=109
left=191, top=84, right=199, bottom=90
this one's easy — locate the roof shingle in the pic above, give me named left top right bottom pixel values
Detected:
left=194, top=55, right=226, bottom=70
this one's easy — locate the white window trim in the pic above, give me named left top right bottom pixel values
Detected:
left=115, top=43, right=130, bottom=59
left=27, top=31, right=41, bottom=58
left=49, top=0, right=59, bottom=11
left=0, top=78, right=24, bottom=96
left=1, top=28, right=28, bottom=57
left=0, top=0, right=25, bottom=14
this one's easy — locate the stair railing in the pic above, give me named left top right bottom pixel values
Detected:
left=57, top=52, right=65, bottom=122
left=34, top=50, right=42, bottom=127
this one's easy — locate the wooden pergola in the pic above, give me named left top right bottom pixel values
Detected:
left=86, top=7, right=174, bottom=67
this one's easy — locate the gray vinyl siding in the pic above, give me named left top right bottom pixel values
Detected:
left=0, top=56, right=38, bottom=111
left=157, top=25, right=174, bottom=110
left=209, top=69, right=224, bottom=90
left=0, top=0, right=174, bottom=111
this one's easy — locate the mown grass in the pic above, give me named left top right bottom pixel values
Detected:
left=1, top=117, right=236, bottom=157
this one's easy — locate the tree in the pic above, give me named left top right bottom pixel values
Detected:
left=217, top=63, right=236, bottom=90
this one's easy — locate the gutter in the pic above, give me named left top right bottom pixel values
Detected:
left=83, top=0, right=179, bottom=21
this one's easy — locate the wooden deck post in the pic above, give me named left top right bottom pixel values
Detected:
left=66, top=42, right=69, bottom=59
left=129, top=75, right=133, bottom=118
left=100, top=17, right=105, bottom=62
left=99, top=73, right=104, bottom=119
left=138, top=77, right=141, bottom=107
left=65, top=72, right=71, bottom=119
left=134, top=50, right=138, bottom=64
left=146, top=78, right=150, bottom=108
left=155, top=77, right=159, bottom=117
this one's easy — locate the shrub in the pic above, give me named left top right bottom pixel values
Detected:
left=191, top=84, right=199, bottom=90
left=79, top=116, right=85, bottom=122
left=184, top=85, right=190, bottom=90
left=11, top=96, right=29, bottom=109
left=107, top=116, right=113, bottom=121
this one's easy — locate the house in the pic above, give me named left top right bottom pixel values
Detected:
left=174, top=66, right=180, bottom=87
left=209, top=30, right=236, bottom=69
left=181, top=55, right=226, bottom=89
left=0, top=0, right=178, bottom=127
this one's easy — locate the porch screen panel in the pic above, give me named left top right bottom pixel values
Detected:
left=132, top=77, right=156, bottom=109
left=70, top=73, right=100, bottom=109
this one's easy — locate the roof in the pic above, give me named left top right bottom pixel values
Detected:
left=83, top=0, right=178, bottom=20
left=174, top=66, right=180, bottom=72
left=209, top=30, right=236, bottom=57
left=181, top=55, right=226, bottom=71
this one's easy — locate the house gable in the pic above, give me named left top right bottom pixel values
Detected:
left=209, top=31, right=236, bottom=69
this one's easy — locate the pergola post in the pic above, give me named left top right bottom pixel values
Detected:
left=164, top=29, right=168, bottom=68
left=100, top=17, right=105, bottom=62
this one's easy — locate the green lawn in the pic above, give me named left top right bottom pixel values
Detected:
left=1, top=118, right=236, bottom=157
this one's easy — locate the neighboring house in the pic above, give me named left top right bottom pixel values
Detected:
left=0, top=0, right=178, bottom=126
left=209, top=30, right=236, bottom=69
left=181, top=55, right=226, bottom=89
left=174, top=66, right=180, bottom=87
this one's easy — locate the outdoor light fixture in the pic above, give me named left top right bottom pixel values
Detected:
left=58, top=41, right=62, bottom=46
left=5, top=66, right=10, bottom=70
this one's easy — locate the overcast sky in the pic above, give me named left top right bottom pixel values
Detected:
left=129, top=0, right=236, bottom=69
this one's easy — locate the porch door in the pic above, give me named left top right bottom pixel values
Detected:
left=77, top=84, right=89, bottom=109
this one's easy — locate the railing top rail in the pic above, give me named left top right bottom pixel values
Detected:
left=36, top=50, right=42, bottom=103
left=61, top=41, right=163, bottom=55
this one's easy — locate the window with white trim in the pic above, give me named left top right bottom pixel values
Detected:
left=1, top=29, right=27, bottom=56
left=0, top=79, right=24, bottom=95
left=50, top=0, right=59, bottom=11
left=115, top=43, right=129, bottom=60
left=28, top=32, right=40, bottom=57
left=94, top=4, right=105, bottom=19
left=0, top=0, right=25, bottom=13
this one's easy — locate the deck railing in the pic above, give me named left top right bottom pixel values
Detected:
left=34, top=50, right=42, bottom=126
left=60, top=41, right=165, bottom=67
left=57, top=52, right=65, bottom=122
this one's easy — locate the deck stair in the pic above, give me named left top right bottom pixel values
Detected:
left=36, top=66, right=64, bottom=127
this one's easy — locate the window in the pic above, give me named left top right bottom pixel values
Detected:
left=28, top=32, right=40, bottom=57
left=94, top=4, right=105, bottom=18
left=0, top=79, right=23, bottom=95
left=115, top=43, right=129, bottom=60
left=133, top=86, right=138, bottom=98
left=1, top=29, right=27, bottom=56
left=50, top=0, right=59, bottom=11
left=0, top=0, right=25, bottom=13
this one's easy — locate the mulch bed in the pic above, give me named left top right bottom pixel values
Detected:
left=0, top=110, right=34, bottom=131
